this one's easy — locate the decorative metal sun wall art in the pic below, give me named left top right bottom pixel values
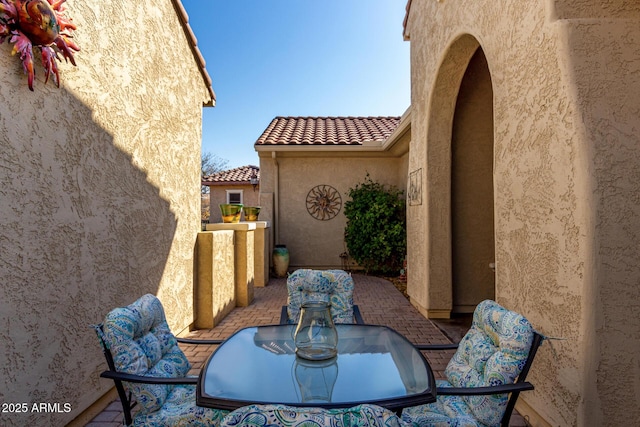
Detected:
left=0, top=0, right=80, bottom=91
left=306, top=185, right=342, bottom=221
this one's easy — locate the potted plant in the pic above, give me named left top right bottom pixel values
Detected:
left=243, top=206, right=261, bottom=221
left=219, top=204, right=243, bottom=223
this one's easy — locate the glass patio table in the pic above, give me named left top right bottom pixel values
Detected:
left=196, top=324, right=436, bottom=412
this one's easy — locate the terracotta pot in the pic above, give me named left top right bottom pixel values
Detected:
left=219, top=204, right=243, bottom=223
left=272, top=245, right=289, bottom=278
left=243, top=206, right=261, bottom=221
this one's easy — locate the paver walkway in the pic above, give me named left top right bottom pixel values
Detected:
left=85, top=274, right=527, bottom=426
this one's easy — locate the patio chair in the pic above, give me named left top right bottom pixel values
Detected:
left=279, top=269, right=364, bottom=325
left=220, top=403, right=404, bottom=427
left=93, top=294, right=228, bottom=426
left=402, top=300, right=544, bottom=427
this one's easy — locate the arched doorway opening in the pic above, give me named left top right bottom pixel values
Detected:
left=451, top=48, right=495, bottom=313
left=420, top=35, right=495, bottom=318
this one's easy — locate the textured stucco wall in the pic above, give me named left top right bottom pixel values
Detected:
left=195, top=231, right=235, bottom=328
left=406, top=0, right=640, bottom=425
left=258, top=154, right=408, bottom=269
left=0, top=1, right=210, bottom=425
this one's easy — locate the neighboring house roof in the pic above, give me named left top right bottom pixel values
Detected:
left=172, top=0, right=216, bottom=106
left=202, top=165, right=260, bottom=186
left=254, top=116, right=401, bottom=146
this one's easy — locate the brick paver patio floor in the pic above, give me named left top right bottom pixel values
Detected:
left=85, top=274, right=527, bottom=426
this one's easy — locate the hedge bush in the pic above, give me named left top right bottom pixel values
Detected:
left=343, top=175, right=406, bottom=274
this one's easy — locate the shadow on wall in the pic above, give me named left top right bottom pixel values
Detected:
left=0, top=83, right=177, bottom=425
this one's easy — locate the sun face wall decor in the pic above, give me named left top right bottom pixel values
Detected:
left=0, top=0, right=80, bottom=91
left=306, top=185, right=342, bottom=221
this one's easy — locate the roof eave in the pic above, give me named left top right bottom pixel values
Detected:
left=255, top=144, right=387, bottom=153
left=381, top=106, right=411, bottom=151
left=403, top=0, right=412, bottom=41
left=171, top=0, right=216, bottom=107
left=202, top=181, right=254, bottom=186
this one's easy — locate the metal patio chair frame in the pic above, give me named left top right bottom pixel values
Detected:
left=93, top=325, right=223, bottom=426
left=415, top=331, right=544, bottom=427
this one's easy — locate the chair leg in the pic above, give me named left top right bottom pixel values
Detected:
left=280, top=306, right=289, bottom=324
left=353, top=305, right=365, bottom=324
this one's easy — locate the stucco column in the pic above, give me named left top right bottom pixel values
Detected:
left=194, top=230, right=235, bottom=328
left=206, top=222, right=256, bottom=306
left=252, top=221, right=271, bottom=287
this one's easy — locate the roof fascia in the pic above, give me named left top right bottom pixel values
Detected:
left=171, top=0, right=216, bottom=107
left=202, top=181, right=251, bottom=186
left=403, top=0, right=413, bottom=41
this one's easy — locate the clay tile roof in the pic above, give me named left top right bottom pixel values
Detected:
left=255, top=116, right=402, bottom=146
left=202, top=165, right=259, bottom=185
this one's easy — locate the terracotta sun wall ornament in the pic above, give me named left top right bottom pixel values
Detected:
left=0, top=0, right=79, bottom=91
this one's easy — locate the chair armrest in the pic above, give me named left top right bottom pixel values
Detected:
left=415, top=343, right=459, bottom=350
left=280, top=306, right=289, bottom=325
left=100, top=370, right=198, bottom=385
left=353, top=305, right=365, bottom=324
left=176, top=337, right=223, bottom=345
left=437, top=382, right=534, bottom=396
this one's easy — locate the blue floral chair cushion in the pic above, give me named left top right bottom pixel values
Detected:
left=132, top=385, right=227, bottom=427
left=100, top=294, right=227, bottom=426
left=286, top=269, right=355, bottom=324
left=220, top=403, right=404, bottom=427
left=402, top=300, right=535, bottom=427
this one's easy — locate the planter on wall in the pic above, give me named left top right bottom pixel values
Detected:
left=243, top=206, right=261, bottom=221
left=219, top=204, right=243, bottom=223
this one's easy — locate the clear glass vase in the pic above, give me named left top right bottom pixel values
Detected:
left=294, top=302, right=338, bottom=360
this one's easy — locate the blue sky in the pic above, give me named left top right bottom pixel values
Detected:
left=182, top=1, right=411, bottom=169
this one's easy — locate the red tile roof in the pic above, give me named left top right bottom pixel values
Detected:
left=255, top=116, right=401, bottom=146
left=202, top=165, right=259, bottom=185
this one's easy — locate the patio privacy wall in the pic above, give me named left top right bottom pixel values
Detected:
left=258, top=153, right=409, bottom=270
left=404, top=1, right=640, bottom=426
left=0, top=1, right=211, bottom=425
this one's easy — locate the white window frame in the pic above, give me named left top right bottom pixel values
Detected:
left=226, top=190, right=244, bottom=205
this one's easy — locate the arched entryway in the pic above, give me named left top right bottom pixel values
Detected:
left=419, top=35, right=495, bottom=318
left=451, top=48, right=495, bottom=313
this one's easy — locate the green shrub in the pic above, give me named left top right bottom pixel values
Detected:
left=343, top=175, right=406, bottom=274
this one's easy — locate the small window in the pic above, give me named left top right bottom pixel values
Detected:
left=226, top=190, right=243, bottom=204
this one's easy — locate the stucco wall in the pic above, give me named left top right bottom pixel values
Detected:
left=406, top=0, right=640, bottom=425
left=258, top=154, right=408, bottom=270
left=0, top=1, right=210, bottom=425
left=194, top=231, right=236, bottom=328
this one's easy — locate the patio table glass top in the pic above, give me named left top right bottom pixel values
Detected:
left=197, top=323, right=436, bottom=411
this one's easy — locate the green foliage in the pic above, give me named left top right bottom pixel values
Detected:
left=344, top=175, right=406, bottom=274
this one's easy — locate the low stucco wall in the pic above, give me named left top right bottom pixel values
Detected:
left=405, top=1, right=640, bottom=425
left=0, top=1, right=210, bottom=425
